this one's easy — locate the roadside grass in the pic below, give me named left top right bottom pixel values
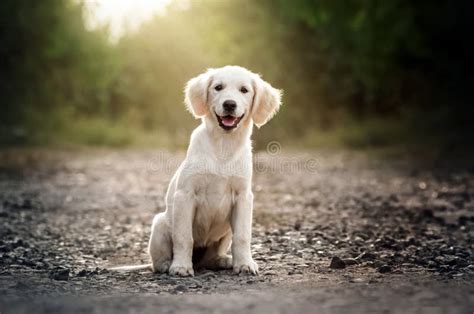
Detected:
left=1, top=114, right=472, bottom=161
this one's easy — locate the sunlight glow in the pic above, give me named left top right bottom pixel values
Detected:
left=83, top=0, right=173, bottom=39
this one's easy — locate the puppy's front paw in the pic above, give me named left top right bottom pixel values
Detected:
left=233, top=259, right=258, bottom=275
left=169, top=264, right=194, bottom=277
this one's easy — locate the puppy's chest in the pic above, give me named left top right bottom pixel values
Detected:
left=191, top=174, right=244, bottom=242
left=193, top=174, right=243, bottom=246
left=193, top=174, right=239, bottom=215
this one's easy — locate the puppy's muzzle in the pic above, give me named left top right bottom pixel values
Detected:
left=215, top=100, right=243, bottom=131
left=223, top=100, right=237, bottom=114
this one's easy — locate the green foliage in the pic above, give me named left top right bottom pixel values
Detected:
left=1, top=0, right=472, bottom=149
left=0, top=0, right=118, bottom=145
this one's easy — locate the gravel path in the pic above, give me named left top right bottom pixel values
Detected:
left=0, top=149, right=472, bottom=313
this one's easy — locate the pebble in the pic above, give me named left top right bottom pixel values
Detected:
left=49, top=268, right=70, bottom=281
left=378, top=265, right=392, bottom=274
left=342, top=258, right=359, bottom=266
left=349, top=278, right=365, bottom=283
left=329, top=256, right=346, bottom=269
left=173, top=285, right=187, bottom=293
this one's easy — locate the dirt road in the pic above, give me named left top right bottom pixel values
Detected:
left=0, top=149, right=472, bottom=313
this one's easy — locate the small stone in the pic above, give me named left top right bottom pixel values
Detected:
left=198, top=271, right=217, bottom=279
left=163, top=279, right=178, bottom=285
left=422, top=209, right=434, bottom=218
left=349, top=278, right=364, bottom=283
left=343, top=258, right=359, bottom=266
left=329, top=256, right=346, bottom=269
left=355, top=252, right=377, bottom=261
left=174, top=285, right=187, bottom=292
left=76, top=269, right=88, bottom=277
left=21, top=199, right=33, bottom=209
left=49, top=268, right=70, bottom=281
left=294, top=221, right=302, bottom=231
left=378, top=265, right=392, bottom=273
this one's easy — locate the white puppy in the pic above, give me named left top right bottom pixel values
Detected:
left=114, top=66, right=281, bottom=276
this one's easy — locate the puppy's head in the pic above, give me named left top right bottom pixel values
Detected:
left=184, top=66, right=282, bottom=131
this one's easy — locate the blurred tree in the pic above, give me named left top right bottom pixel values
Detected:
left=0, top=0, right=118, bottom=144
left=275, top=0, right=474, bottom=123
left=1, top=0, right=472, bottom=148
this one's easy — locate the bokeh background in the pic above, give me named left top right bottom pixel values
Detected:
left=1, top=0, right=473, bottom=152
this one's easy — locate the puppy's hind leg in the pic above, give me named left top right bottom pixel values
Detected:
left=148, top=212, right=172, bottom=273
left=197, top=231, right=233, bottom=270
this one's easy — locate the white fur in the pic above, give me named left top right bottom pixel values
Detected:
left=113, top=66, right=281, bottom=276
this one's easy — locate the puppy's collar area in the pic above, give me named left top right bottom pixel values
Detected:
left=215, top=112, right=245, bottom=131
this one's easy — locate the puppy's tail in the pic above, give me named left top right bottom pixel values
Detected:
left=109, top=264, right=152, bottom=272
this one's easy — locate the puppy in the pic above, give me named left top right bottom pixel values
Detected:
left=114, top=66, right=281, bottom=276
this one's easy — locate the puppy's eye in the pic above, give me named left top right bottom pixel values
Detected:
left=240, top=87, right=248, bottom=94
left=215, top=84, right=223, bottom=91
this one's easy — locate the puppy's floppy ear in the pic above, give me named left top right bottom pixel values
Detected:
left=184, top=69, right=213, bottom=118
left=251, top=75, right=282, bottom=128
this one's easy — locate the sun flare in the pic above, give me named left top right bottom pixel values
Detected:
left=83, top=0, right=173, bottom=38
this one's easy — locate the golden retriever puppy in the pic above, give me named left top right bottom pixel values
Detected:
left=114, top=66, right=281, bottom=276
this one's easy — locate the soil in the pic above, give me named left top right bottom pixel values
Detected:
left=0, top=149, right=472, bottom=313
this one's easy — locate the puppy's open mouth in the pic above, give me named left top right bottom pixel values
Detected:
left=215, top=113, right=244, bottom=131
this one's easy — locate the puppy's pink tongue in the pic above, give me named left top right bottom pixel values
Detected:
left=222, top=116, right=236, bottom=126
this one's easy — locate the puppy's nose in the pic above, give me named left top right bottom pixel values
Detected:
left=223, top=100, right=237, bottom=112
